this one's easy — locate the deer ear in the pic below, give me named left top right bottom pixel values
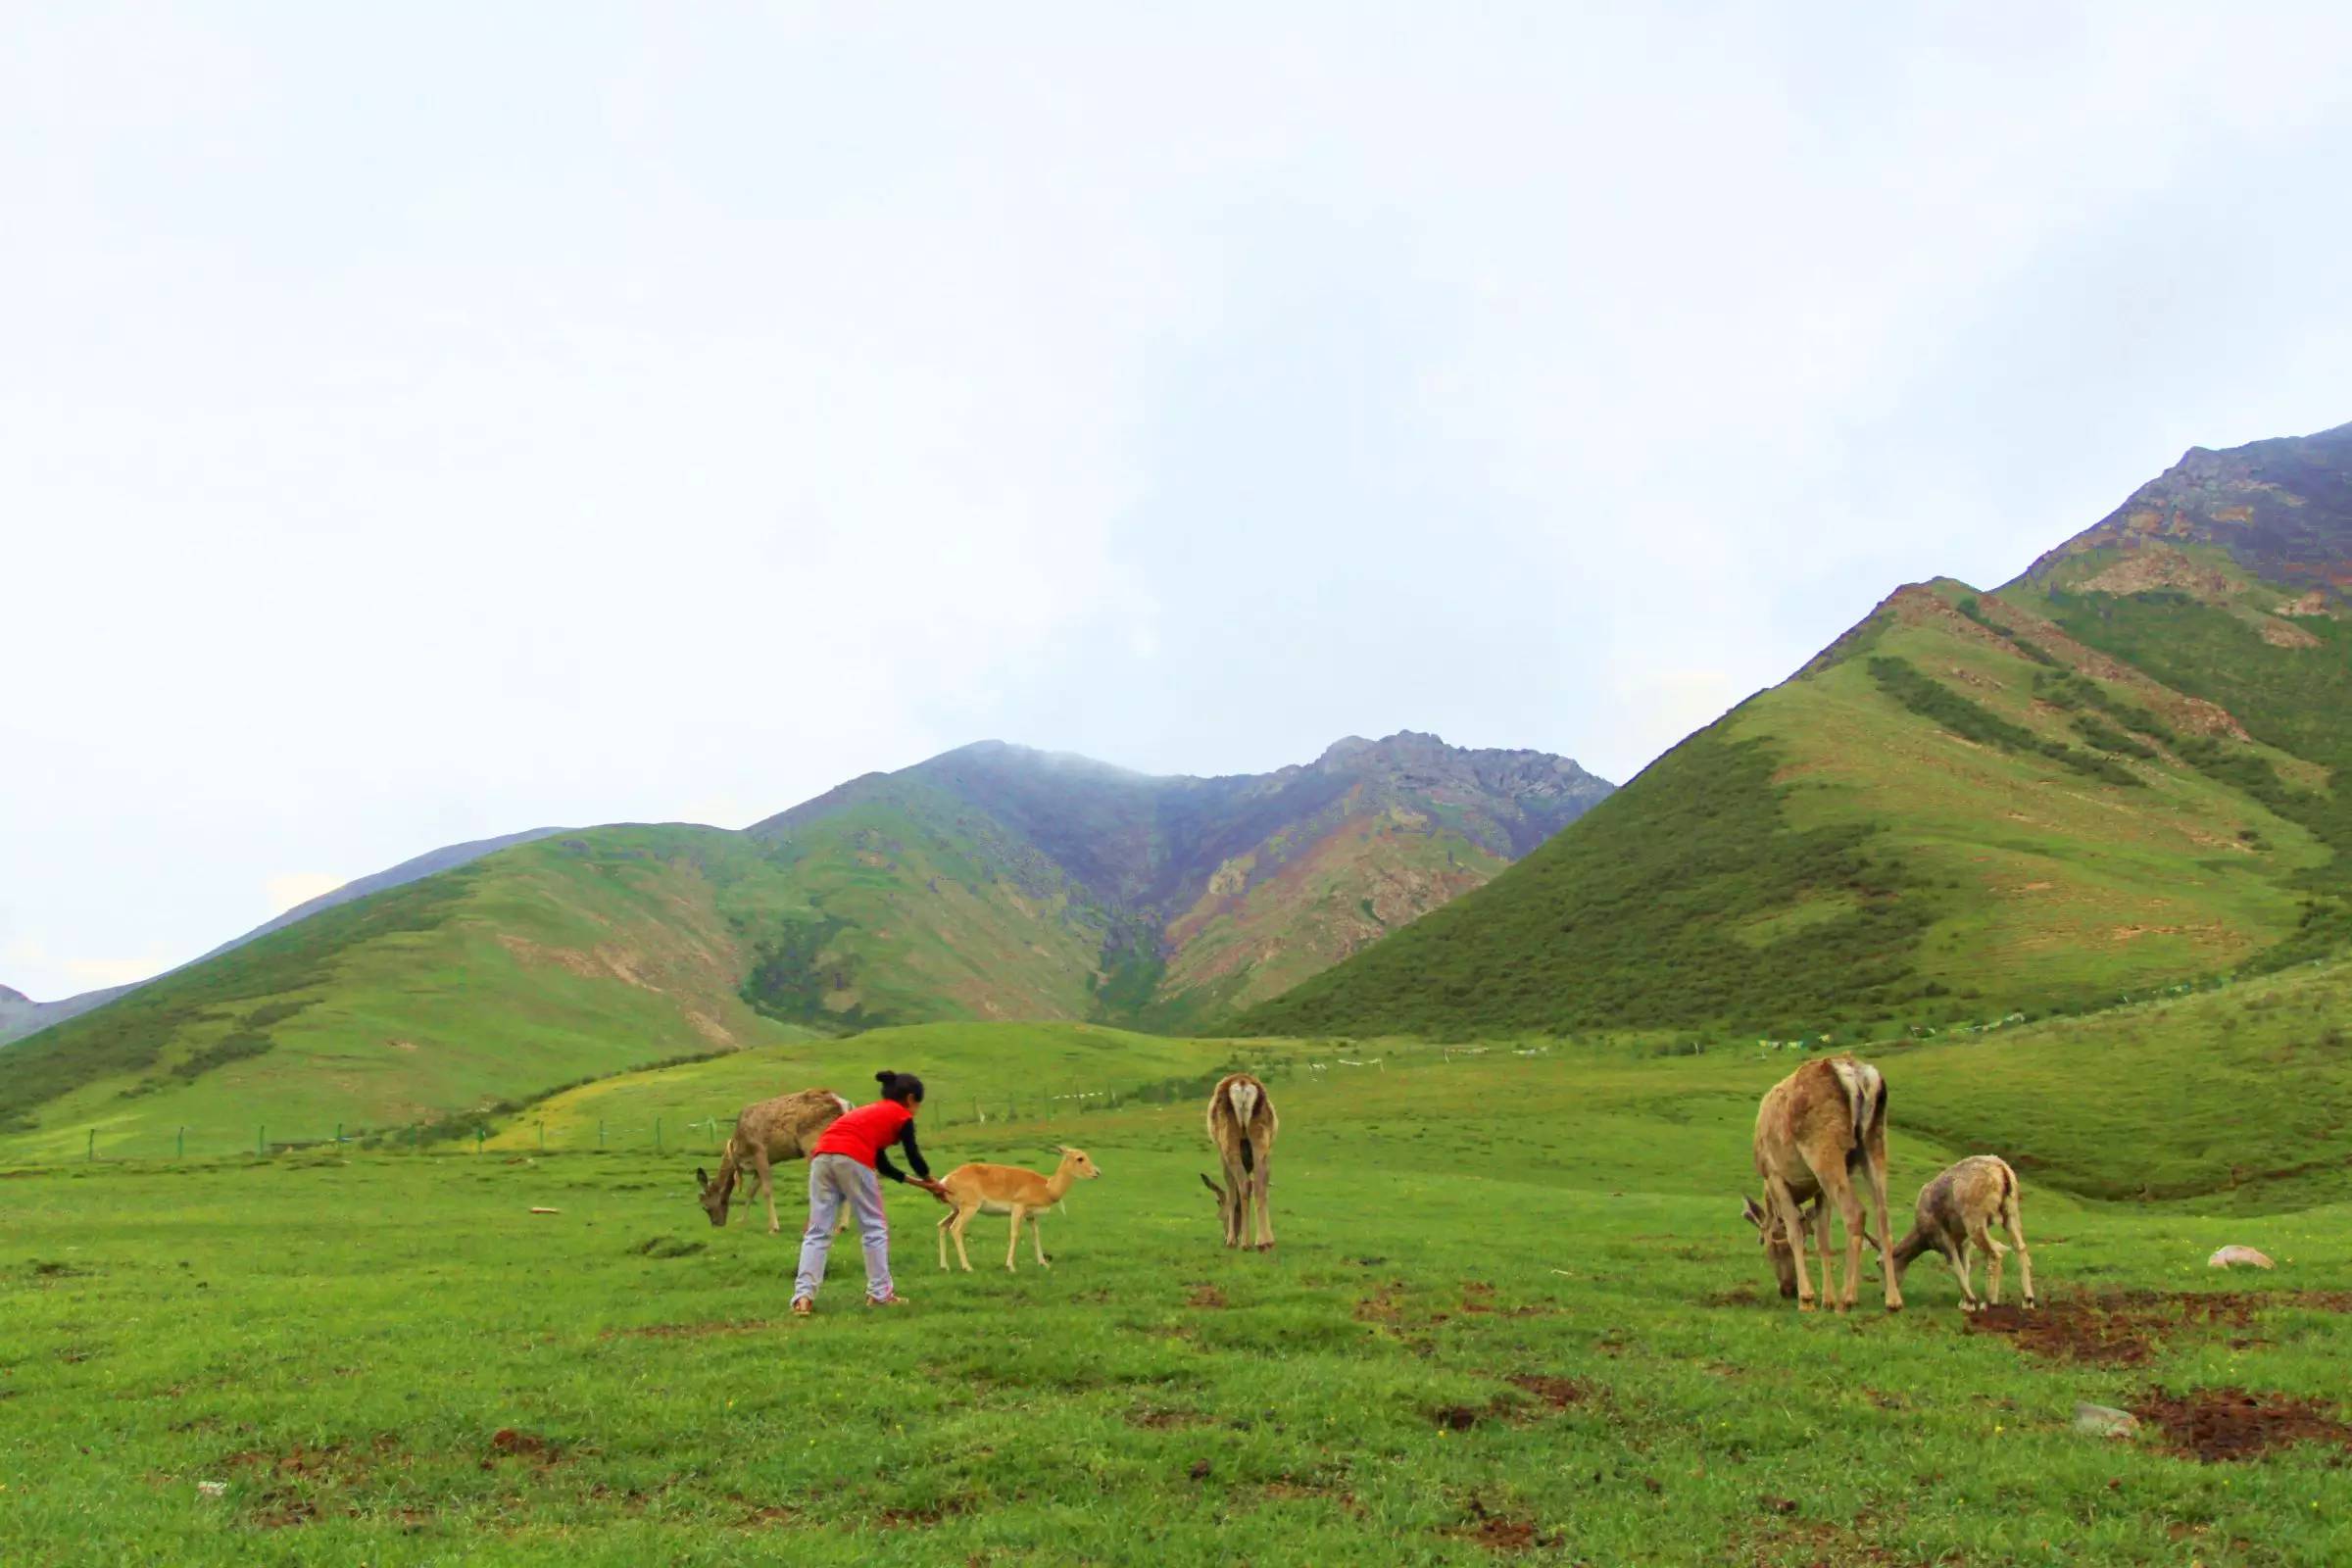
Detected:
left=695, top=1167, right=710, bottom=1188
left=1051, top=1145, right=1068, bottom=1155
left=1740, top=1197, right=1766, bottom=1228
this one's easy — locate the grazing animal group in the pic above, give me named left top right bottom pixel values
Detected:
left=688, top=1056, right=2021, bottom=1317
left=1742, top=1054, right=2038, bottom=1313
left=688, top=1071, right=1281, bottom=1270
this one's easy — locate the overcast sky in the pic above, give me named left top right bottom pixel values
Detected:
left=6, top=4, right=2351, bottom=1002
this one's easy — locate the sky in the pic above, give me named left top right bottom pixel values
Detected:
left=6, top=3, right=2352, bottom=1002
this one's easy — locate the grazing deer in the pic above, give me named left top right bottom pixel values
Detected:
left=1740, top=1055, right=1899, bottom=1312
left=1201, top=1072, right=1277, bottom=1251
left=695, top=1088, right=855, bottom=1233
left=936, top=1147, right=1102, bottom=1272
left=1884, top=1154, right=2035, bottom=1312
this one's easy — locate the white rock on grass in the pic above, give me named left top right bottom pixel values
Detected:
left=2208, top=1246, right=2276, bottom=1270
left=2073, top=1403, right=2139, bottom=1439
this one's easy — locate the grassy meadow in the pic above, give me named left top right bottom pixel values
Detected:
left=9, top=1002, right=2352, bottom=1565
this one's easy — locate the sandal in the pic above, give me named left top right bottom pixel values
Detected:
left=790, top=1298, right=813, bottom=1317
left=864, top=1293, right=908, bottom=1307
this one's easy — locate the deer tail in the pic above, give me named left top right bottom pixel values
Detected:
left=1226, top=1079, right=1262, bottom=1173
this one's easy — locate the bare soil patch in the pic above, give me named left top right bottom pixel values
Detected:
left=485, top=1428, right=563, bottom=1467
left=1449, top=1497, right=1561, bottom=1553
left=2132, top=1386, right=2352, bottom=1463
left=1505, top=1374, right=1592, bottom=1410
left=1185, top=1284, right=1227, bottom=1309
left=1962, top=1290, right=2329, bottom=1365
left=604, top=1319, right=771, bottom=1340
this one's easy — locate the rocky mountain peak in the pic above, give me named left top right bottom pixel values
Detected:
left=2029, top=419, right=2352, bottom=595
left=0, top=984, right=27, bottom=1005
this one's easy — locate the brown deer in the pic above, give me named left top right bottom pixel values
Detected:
left=694, top=1088, right=855, bottom=1232
left=1740, top=1055, right=1900, bottom=1312
left=935, top=1147, right=1102, bottom=1272
left=1884, top=1154, right=2035, bottom=1312
left=1200, top=1072, right=1277, bottom=1250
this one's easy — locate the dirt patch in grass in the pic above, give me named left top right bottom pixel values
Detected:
left=1505, top=1374, right=1592, bottom=1410
left=1449, top=1497, right=1561, bottom=1553
left=1742, top=1514, right=1901, bottom=1565
left=1705, top=1283, right=1765, bottom=1308
left=485, top=1429, right=563, bottom=1467
left=1186, top=1284, right=1227, bottom=1309
left=604, top=1319, right=772, bottom=1340
left=1966, top=1291, right=2279, bottom=1365
left=1430, top=1403, right=1487, bottom=1432
left=2132, top=1386, right=2352, bottom=1463
left=1126, top=1404, right=1210, bottom=1430
left=1355, top=1282, right=1407, bottom=1325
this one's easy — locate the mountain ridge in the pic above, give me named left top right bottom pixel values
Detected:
left=1245, top=420, right=2352, bottom=1041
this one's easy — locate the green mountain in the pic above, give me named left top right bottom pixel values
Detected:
left=749, top=734, right=1611, bottom=1029
left=1244, top=421, right=2352, bottom=1042
left=0, top=735, right=1608, bottom=1156
left=0, top=828, right=568, bottom=1049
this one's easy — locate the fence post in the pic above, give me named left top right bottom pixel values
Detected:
left=258, top=1125, right=266, bottom=1156
left=538, top=1122, right=546, bottom=1152
left=176, top=1126, right=185, bottom=1160
left=476, top=1127, right=485, bottom=1154
left=655, top=1117, right=663, bottom=1155
left=86, top=1128, right=94, bottom=1163
left=335, top=1122, right=343, bottom=1147
left=598, top=1120, right=606, bottom=1150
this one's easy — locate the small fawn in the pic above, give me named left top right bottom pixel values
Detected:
left=936, top=1147, right=1102, bottom=1273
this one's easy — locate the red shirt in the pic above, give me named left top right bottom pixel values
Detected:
left=810, top=1100, right=913, bottom=1169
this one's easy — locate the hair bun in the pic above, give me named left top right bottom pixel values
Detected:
left=874, top=1069, right=895, bottom=1086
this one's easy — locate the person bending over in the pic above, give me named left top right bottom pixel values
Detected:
left=791, top=1069, right=949, bottom=1313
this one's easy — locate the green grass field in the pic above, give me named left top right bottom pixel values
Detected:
left=11, top=997, right=2352, bottom=1565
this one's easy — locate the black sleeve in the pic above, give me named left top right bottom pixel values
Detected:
left=891, top=1120, right=931, bottom=1181
left=876, top=1148, right=906, bottom=1183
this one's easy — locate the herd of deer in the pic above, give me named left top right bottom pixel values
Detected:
left=690, top=1055, right=2033, bottom=1312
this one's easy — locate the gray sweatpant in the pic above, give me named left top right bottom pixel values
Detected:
left=794, top=1152, right=892, bottom=1303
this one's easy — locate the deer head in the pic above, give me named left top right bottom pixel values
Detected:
left=1740, top=1195, right=1800, bottom=1299
left=695, top=1165, right=734, bottom=1228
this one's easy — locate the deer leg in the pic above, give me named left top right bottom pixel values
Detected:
left=1032, top=1212, right=1050, bottom=1268
left=951, top=1205, right=977, bottom=1272
left=755, top=1152, right=780, bottom=1235
left=1943, top=1236, right=1980, bottom=1311
left=1005, top=1204, right=1027, bottom=1272
left=1809, top=1190, right=1838, bottom=1310
left=1865, top=1140, right=1900, bottom=1312
left=1838, top=1186, right=1869, bottom=1312
left=1969, top=1221, right=2005, bottom=1305
left=1252, top=1162, right=1274, bottom=1251
left=938, top=1210, right=953, bottom=1271
left=1764, top=1175, right=1814, bottom=1311
left=1232, top=1152, right=1250, bottom=1250
left=2005, top=1199, right=2036, bottom=1308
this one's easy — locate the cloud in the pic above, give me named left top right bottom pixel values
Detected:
left=4, top=3, right=2350, bottom=986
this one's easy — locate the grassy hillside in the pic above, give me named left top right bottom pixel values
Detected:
left=3, top=734, right=1605, bottom=1152
left=750, top=736, right=1612, bottom=1025
left=0, top=828, right=809, bottom=1161
left=10, top=990, right=2352, bottom=1563
left=1246, top=578, right=2340, bottom=1041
